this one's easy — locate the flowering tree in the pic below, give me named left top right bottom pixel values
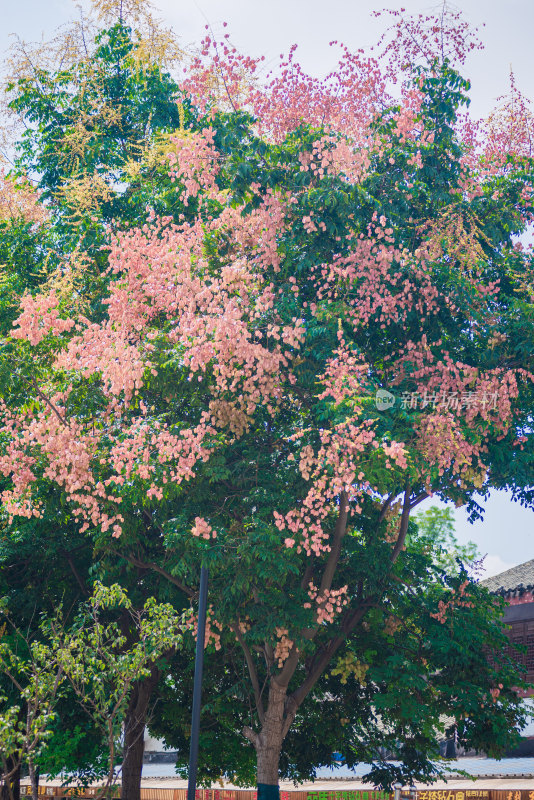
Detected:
left=1, top=2, right=534, bottom=795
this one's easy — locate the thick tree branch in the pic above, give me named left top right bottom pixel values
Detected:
left=276, top=644, right=301, bottom=688
left=290, top=598, right=377, bottom=711
left=319, top=490, right=349, bottom=597
left=242, top=725, right=259, bottom=747
left=231, top=624, right=265, bottom=725
left=378, top=491, right=397, bottom=523
left=391, top=486, right=411, bottom=563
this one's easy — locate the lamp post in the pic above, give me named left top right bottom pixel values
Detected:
left=187, top=566, right=209, bottom=800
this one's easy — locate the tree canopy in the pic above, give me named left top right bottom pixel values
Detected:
left=0, top=1, right=533, bottom=796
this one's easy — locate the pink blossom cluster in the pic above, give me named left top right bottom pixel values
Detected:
left=189, top=605, right=223, bottom=650
left=275, top=412, right=409, bottom=556
left=431, top=580, right=475, bottom=624
left=274, top=627, right=294, bottom=668
left=382, top=441, right=409, bottom=470
left=167, top=127, right=220, bottom=205
left=4, top=139, right=309, bottom=540
left=299, top=135, right=373, bottom=186
left=107, top=417, right=213, bottom=496
left=314, top=232, right=440, bottom=331
left=191, top=516, right=216, bottom=540
left=12, top=292, right=75, bottom=346
left=317, top=340, right=369, bottom=407
left=305, top=583, right=349, bottom=625
left=388, top=339, right=532, bottom=481
left=0, top=403, right=124, bottom=537
left=0, top=171, right=48, bottom=227
left=56, top=321, right=146, bottom=404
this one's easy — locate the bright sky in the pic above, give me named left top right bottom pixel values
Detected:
left=2, top=0, right=533, bottom=579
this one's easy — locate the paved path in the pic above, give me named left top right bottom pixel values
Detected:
left=26, top=759, right=534, bottom=793
left=138, top=777, right=534, bottom=791
left=140, top=759, right=534, bottom=781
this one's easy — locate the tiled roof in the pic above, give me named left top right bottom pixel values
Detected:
left=480, top=559, right=534, bottom=593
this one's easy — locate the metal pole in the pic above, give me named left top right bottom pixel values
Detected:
left=187, top=566, right=209, bottom=800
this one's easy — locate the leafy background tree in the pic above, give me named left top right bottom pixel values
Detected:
left=412, top=507, right=479, bottom=574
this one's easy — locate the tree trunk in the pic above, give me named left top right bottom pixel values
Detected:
left=28, top=758, right=39, bottom=800
left=255, top=681, right=290, bottom=800
left=1, top=758, right=20, bottom=800
left=121, top=666, right=160, bottom=800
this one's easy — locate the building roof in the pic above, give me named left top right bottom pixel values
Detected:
left=480, top=558, right=534, bottom=594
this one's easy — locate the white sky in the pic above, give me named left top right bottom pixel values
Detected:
left=2, top=0, right=533, bottom=578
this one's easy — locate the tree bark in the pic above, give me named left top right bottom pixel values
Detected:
left=121, top=666, right=160, bottom=800
left=1, top=758, right=20, bottom=800
left=28, top=758, right=39, bottom=800
left=254, top=681, right=293, bottom=800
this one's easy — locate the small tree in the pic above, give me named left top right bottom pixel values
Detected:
left=0, top=624, right=63, bottom=800
left=50, top=583, right=184, bottom=800
left=0, top=584, right=184, bottom=800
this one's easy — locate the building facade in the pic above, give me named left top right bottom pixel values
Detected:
left=481, top=559, right=534, bottom=755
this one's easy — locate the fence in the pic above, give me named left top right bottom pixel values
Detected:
left=14, top=788, right=534, bottom=800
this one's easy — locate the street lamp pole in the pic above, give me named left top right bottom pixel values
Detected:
left=187, top=565, right=209, bottom=800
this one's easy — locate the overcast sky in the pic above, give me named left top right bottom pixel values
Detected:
left=2, top=0, right=533, bottom=578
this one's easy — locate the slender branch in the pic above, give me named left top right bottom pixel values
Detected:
left=142, top=508, right=165, bottom=536
left=299, top=559, right=314, bottom=591
left=123, top=554, right=194, bottom=598
left=263, top=641, right=274, bottom=671
left=409, top=490, right=429, bottom=510
left=231, top=624, right=265, bottom=724
left=299, top=492, right=350, bottom=646
left=343, top=598, right=378, bottom=635
left=1, top=666, right=24, bottom=694
left=64, top=553, right=89, bottom=596
left=30, top=378, right=68, bottom=427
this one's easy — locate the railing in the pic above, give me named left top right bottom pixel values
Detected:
left=10, top=787, right=534, bottom=800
